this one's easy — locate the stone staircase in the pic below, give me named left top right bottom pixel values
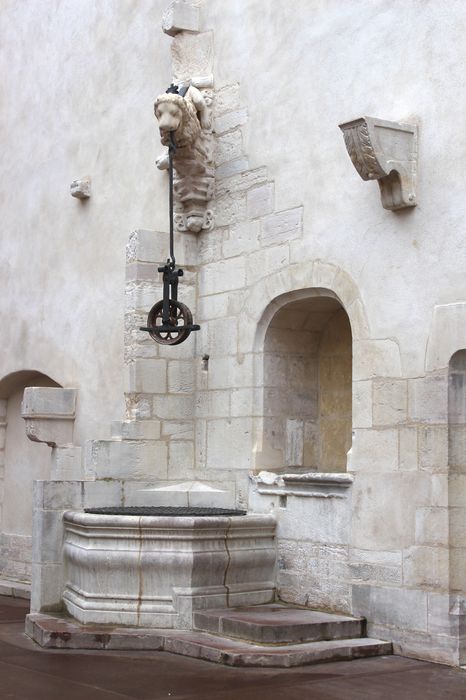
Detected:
left=179, top=604, right=392, bottom=667
left=27, top=603, right=392, bottom=667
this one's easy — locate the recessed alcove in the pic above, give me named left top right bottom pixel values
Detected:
left=261, top=294, right=352, bottom=473
left=0, top=370, right=61, bottom=584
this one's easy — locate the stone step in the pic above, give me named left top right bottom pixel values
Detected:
left=0, top=578, right=30, bottom=600
left=193, top=604, right=364, bottom=644
left=27, top=612, right=392, bottom=668
left=163, top=630, right=392, bottom=667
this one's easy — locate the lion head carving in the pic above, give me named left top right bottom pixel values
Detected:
left=154, top=91, right=201, bottom=149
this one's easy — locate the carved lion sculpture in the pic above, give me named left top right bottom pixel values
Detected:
left=154, top=84, right=214, bottom=233
left=154, top=85, right=209, bottom=149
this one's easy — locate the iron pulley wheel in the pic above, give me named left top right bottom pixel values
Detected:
left=139, top=112, right=200, bottom=345
left=146, top=299, right=193, bottom=345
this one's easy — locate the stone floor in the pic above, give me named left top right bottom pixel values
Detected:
left=1, top=596, right=466, bottom=699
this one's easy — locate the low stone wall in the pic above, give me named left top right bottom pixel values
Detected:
left=0, top=533, right=32, bottom=583
left=249, top=473, right=353, bottom=613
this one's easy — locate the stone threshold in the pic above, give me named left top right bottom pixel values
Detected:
left=26, top=612, right=391, bottom=667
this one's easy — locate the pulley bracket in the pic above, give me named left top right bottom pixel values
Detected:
left=139, top=112, right=200, bottom=346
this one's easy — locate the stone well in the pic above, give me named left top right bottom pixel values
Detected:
left=62, top=510, right=276, bottom=629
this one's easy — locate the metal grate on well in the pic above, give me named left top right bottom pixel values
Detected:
left=84, top=506, right=247, bottom=517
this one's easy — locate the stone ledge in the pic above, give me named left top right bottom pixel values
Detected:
left=0, top=578, right=31, bottom=599
left=251, top=471, right=353, bottom=498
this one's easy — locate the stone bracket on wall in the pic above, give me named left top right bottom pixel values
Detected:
left=250, top=471, right=353, bottom=498
left=21, top=387, right=81, bottom=480
left=162, top=1, right=200, bottom=36
left=339, top=117, right=417, bottom=211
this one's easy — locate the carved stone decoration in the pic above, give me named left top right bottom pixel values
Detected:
left=70, top=176, right=91, bottom=199
left=338, top=117, right=418, bottom=210
left=155, top=83, right=214, bottom=233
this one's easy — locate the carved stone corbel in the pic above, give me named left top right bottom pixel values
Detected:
left=155, top=81, right=214, bottom=233
left=339, top=117, right=417, bottom=210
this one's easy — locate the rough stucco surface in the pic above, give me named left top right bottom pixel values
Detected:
left=0, top=0, right=171, bottom=442
left=205, top=0, right=466, bottom=377
left=2, top=0, right=465, bottom=460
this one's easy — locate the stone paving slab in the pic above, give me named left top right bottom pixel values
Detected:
left=193, top=604, right=364, bottom=643
left=0, top=594, right=32, bottom=623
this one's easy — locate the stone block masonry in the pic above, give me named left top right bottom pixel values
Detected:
left=15, top=5, right=466, bottom=669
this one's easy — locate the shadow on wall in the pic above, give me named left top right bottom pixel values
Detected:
left=0, top=370, right=61, bottom=584
left=259, top=294, right=352, bottom=473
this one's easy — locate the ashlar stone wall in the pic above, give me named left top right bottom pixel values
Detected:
left=318, top=308, right=352, bottom=472
left=449, top=351, right=466, bottom=599
left=261, top=298, right=352, bottom=472
left=4, top=0, right=466, bottom=669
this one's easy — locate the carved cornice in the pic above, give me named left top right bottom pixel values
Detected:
left=339, top=116, right=418, bottom=210
left=250, top=471, right=353, bottom=499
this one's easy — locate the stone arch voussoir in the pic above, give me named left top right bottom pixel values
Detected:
left=240, top=261, right=370, bottom=354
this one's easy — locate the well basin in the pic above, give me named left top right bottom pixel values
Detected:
left=63, top=510, right=276, bottom=629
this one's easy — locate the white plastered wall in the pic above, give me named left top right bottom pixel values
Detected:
left=0, top=0, right=173, bottom=445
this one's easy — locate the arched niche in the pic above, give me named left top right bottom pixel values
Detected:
left=0, top=370, right=61, bottom=584
left=448, top=350, right=466, bottom=597
left=258, top=292, right=352, bottom=473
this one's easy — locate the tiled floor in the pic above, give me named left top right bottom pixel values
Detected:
left=1, top=595, right=466, bottom=699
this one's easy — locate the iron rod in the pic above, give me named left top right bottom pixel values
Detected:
left=168, top=131, right=176, bottom=267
